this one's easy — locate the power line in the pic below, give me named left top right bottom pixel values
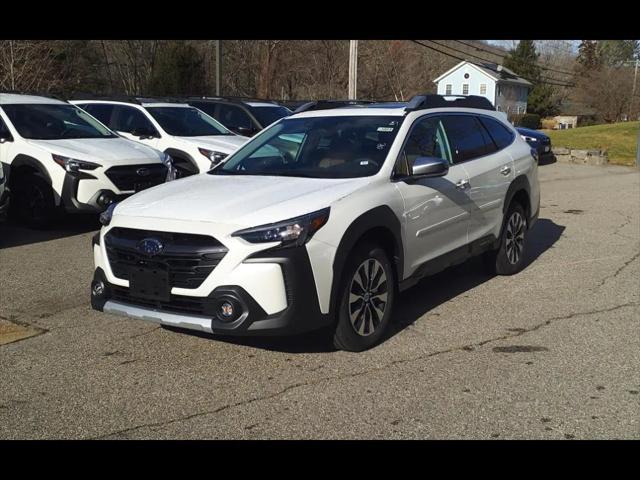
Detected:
left=453, top=39, right=577, bottom=78
left=411, top=40, right=575, bottom=88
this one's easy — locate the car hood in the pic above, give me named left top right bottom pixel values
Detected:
left=26, top=137, right=162, bottom=167
left=114, top=173, right=371, bottom=227
left=516, top=127, right=549, bottom=140
left=176, top=135, right=248, bottom=154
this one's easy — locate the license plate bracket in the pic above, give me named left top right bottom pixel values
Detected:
left=129, top=266, right=170, bottom=302
left=134, top=181, right=154, bottom=192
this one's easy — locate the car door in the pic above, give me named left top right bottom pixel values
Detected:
left=445, top=114, right=515, bottom=243
left=111, top=105, right=160, bottom=149
left=394, top=115, right=472, bottom=274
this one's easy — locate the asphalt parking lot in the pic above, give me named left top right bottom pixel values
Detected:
left=0, top=161, right=638, bottom=439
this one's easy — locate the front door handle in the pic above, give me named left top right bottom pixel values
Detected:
left=500, top=166, right=512, bottom=176
left=456, top=179, right=470, bottom=190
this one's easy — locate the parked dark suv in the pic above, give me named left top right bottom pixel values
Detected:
left=185, top=97, right=291, bottom=137
left=516, top=127, right=552, bottom=159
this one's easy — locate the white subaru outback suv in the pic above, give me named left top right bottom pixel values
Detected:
left=0, top=93, right=173, bottom=227
left=71, top=97, right=248, bottom=177
left=90, top=95, right=540, bottom=352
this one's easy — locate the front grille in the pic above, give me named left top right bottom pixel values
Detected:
left=105, top=227, right=228, bottom=289
left=105, top=164, right=168, bottom=191
left=110, top=285, right=214, bottom=317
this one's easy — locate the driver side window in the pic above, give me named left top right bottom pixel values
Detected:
left=112, top=106, right=157, bottom=136
left=397, top=116, right=452, bottom=176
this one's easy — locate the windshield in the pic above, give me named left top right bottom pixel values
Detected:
left=212, top=115, right=403, bottom=179
left=145, top=106, right=232, bottom=136
left=1, top=103, right=116, bottom=140
left=250, top=105, right=291, bottom=127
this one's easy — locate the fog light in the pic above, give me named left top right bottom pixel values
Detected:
left=98, top=193, right=114, bottom=207
left=92, top=280, right=105, bottom=297
left=220, top=301, right=234, bottom=318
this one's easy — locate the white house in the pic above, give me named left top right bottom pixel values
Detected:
left=433, top=61, right=532, bottom=116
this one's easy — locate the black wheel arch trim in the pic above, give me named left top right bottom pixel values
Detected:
left=164, top=148, right=199, bottom=176
left=7, top=154, right=52, bottom=186
left=330, top=205, right=404, bottom=314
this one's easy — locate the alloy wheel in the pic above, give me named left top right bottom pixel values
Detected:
left=348, top=258, right=388, bottom=337
left=505, top=211, right=526, bottom=264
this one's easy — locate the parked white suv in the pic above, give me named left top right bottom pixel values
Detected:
left=90, top=95, right=540, bottom=352
left=0, top=93, right=173, bottom=227
left=71, top=97, right=249, bottom=177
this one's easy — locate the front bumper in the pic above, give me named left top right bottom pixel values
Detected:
left=90, top=244, right=332, bottom=336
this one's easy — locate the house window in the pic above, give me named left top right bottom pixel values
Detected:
left=496, top=105, right=502, bottom=112
left=497, top=86, right=502, bottom=97
left=462, top=84, right=469, bottom=95
left=480, top=84, right=487, bottom=95
left=445, top=84, right=452, bottom=95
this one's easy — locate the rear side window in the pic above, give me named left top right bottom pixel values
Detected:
left=441, top=115, right=497, bottom=163
left=478, top=116, right=514, bottom=150
left=80, top=103, right=115, bottom=127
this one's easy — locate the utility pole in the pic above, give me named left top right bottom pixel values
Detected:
left=215, top=40, right=221, bottom=96
left=348, top=40, right=358, bottom=100
left=631, top=58, right=638, bottom=120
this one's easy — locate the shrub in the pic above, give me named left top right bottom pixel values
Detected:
left=516, top=113, right=541, bottom=129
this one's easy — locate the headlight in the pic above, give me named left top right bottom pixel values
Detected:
left=232, top=208, right=330, bottom=249
left=521, top=135, right=537, bottom=143
left=161, top=152, right=177, bottom=181
left=99, top=202, right=117, bottom=226
left=198, top=148, right=228, bottom=166
left=52, top=154, right=100, bottom=172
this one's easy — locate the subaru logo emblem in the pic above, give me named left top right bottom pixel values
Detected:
left=136, top=167, right=150, bottom=177
left=137, top=238, right=164, bottom=256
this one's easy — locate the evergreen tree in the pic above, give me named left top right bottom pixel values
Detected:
left=576, top=40, right=601, bottom=71
left=503, top=40, right=557, bottom=117
left=597, top=40, right=639, bottom=66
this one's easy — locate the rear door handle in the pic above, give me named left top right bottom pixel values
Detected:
left=500, top=166, right=512, bottom=176
left=456, top=179, right=470, bottom=190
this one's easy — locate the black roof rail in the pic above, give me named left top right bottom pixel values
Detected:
left=69, top=94, right=189, bottom=105
left=185, top=95, right=280, bottom=105
left=405, top=94, right=495, bottom=112
left=69, top=93, right=143, bottom=104
left=293, top=99, right=377, bottom=114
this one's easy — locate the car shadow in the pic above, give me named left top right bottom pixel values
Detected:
left=0, top=214, right=100, bottom=249
left=539, top=153, right=557, bottom=166
left=176, top=217, right=565, bottom=354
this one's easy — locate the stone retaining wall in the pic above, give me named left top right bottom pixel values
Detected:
left=551, top=147, right=608, bottom=165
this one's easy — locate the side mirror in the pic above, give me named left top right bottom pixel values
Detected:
left=131, top=127, right=157, bottom=139
left=0, top=135, right=13, bottom=144
left=411, top=156, right=449, bottom=178
left=236, top=126, right=256, bottom=137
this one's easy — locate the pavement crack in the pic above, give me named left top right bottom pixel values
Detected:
left=89, top=301, right=637, bottom=440
left=594, top=248, right=640, bottom=290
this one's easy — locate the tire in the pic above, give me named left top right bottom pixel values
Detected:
left=332, top=242, right=396, bottom=352
left=484, top=202, right=528, bottom=275
left=12, top=173, right=59, bottom=229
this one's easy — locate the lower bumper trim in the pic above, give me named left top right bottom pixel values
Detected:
left=103, top=300, right=214, bottom=333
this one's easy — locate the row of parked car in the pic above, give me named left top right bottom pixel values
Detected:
left=0, top=93, right=294, bottom=227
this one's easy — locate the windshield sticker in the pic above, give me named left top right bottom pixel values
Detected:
left=360, top=160, right=369, bottom=165
left=376, top=143, right=386, bottom=150
left=377, top=127, right=394, bottom=132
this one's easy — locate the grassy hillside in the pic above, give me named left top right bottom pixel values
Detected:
left=542, top=121, right=639, bottom=166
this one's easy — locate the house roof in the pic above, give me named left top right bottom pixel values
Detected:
left=433, top=61, right=533, bottom=88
